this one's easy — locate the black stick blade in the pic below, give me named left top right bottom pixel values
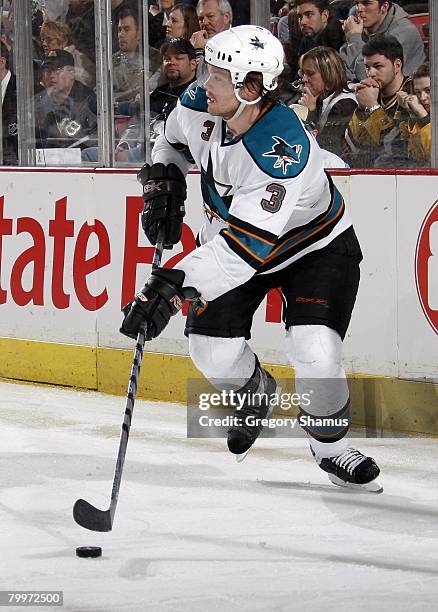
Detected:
left=73, top=499, right=112, bottom=532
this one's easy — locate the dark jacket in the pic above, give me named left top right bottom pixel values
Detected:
left=149, top=78, right=196, bottom=117
left=34, top=80, right=98, bottom=149
left=306, top=90, right=357, bottom=159
left=2, top=73, right=18, bottom=165
left=229, top=0, right=251, bottom=26
left=296, top=15, right=345, bottom=55
left=149, top=11, right=167, bottom=50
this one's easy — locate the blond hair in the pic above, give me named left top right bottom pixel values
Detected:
left=40, top=20, right=71, bottom=46
left=299, top=46, right=347, bottom=98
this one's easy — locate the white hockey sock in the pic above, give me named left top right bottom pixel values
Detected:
left=188, top=334, right=256, bottom=387
left=310, top=437, right=348, bottom=459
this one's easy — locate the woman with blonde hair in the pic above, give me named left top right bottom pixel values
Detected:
left=40, top=19, right=95, bottom=89
left=298, top=46, right=356, bottom=159
left=166, top=3, right=200, bottom=41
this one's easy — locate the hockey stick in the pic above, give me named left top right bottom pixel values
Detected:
left=73, top=229, right=165, bottom=532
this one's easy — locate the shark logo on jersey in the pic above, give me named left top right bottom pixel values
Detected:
left=187, top=86, right=198, bottom=100
left=249, top=36, right=265, bottom=50
left=263, top=137, right=303, bottom=175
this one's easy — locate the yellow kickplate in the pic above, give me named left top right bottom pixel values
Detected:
left=0, top=337, right=96, bottom=389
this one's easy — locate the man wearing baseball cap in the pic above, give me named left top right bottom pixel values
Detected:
left=35, top=49, right=97, bottom=150
left=114, top=38, right=197, bottom=162
left=150, top=38, right=197, bottom=115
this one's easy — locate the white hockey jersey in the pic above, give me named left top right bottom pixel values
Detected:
left=152, top=82, right=351, bottom=301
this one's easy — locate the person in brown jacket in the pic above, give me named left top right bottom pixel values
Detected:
left=345, top=35, right=411, bottom=168
left=398, top=62, right=431, bottom=167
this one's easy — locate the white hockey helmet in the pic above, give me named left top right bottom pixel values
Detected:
left=204, top=25, right=284, bottom=94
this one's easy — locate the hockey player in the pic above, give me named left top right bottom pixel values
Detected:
left=121, top=25, right=381, bottom=490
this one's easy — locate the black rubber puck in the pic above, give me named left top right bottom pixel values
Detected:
left=76, top=546, right=102, bottom=558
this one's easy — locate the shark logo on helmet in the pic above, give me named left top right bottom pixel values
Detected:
left=249, top=36, right=265, bottom=50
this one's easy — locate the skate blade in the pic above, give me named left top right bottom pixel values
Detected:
left=328, top=473, right=383, bottom=493
left=235, top=449, right=251, bottom=463
left=234, top=385, right=281, bottom=464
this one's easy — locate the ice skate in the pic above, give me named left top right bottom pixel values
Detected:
left=227, top=368, right=277, bottom=461
left=312, top=447, right=383, bottom=493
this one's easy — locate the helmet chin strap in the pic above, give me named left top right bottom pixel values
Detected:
left=228, top=100, right=246, bottom=122
left=228, top=87, right=262, bottom=122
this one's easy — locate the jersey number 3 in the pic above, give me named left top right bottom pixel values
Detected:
left=201, top=121, right=215, bottom=141
left=261, top=183, right=286, bottom=213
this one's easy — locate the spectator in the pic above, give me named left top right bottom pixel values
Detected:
left=149, top=0, right=177, bottom=49
left=112, top=9, right=162, bottom=104
left=114, top=37, right=197, bottom=162
left=281, top=8, right=302, bottom=83
left=0, top=42, right=17, bottom=165
left=166, top=3, right=200, bottom=39
left=190, top=0, right=232, bottom=81
left=277, top=3, right=298, bottom=41
left=40, top=20, right=96, bottom=89
left=191, top=0, right=232, bottom=48
left=150, top=37, right=197, bottom=114
left=297, top=46, right=357, bottom=159
left=398, top=62, right=431, bottom=166
left=34, top=49, right=97, bottom=150
left=111, top=0, right=138, bottom=51
left=341, top=1, right=425, bottom=82
left=345, top=35, right=411, bottom=168
left=295, top=0, right=345, bottom=54
left=271, top=1, right=290, bottom=16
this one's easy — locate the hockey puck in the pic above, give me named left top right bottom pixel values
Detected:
left=76, top=546, right=102, bottom=558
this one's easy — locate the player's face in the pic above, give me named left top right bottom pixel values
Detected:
left=166, top=8, right=185, bottom=38
left=198, top=0, right=231, bottom=38
left=205, top=65, right=239, bottom=119
left=162, top=53, right=196, bottom=85
left=355, top=1, right=389, bottom=30
left=118, top=16, right=140, bottom=53
left=365, top=53, right=399, bottom=89
left=413, top=76, right=431, bottom=114
left=297, top=3, right=329, bottom=38
left=300, top=59, right=325, bottom=97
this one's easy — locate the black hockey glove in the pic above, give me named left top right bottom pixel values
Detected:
left=137, top=162, right=186, bottom=249
left=120, top=268, right=199, bottom=340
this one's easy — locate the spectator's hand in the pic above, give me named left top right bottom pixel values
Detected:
left=405, top=94, right=428, bottom=118
left=343, top=15, right=363, bottom=36
left=0, top=33, right=11, bottom=51
left=115, top=143, right=131, bottom=161
left=190, top=30, right=208, bottom=50
left=355, top=81, right=379, bottom=109
left=396, top=90, right=410, bottom=110
left=298, top=87, right=317, bottom=112
left=358, top=78, right=380, bottom=89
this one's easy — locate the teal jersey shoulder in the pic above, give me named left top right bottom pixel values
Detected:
left=243, top=102, right=311, bottom=179
left=180, top=82, right=209, bottom=113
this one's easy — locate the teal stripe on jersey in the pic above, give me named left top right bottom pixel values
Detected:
left=269, top=186, right=344, bottom=260
left=180, top=83, right=208, bottom=113
left=225, top=225, right=274, bottom=261
left=206, top=184, right=230, bottom=219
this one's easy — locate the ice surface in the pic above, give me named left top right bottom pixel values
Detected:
left=0, top=379, right=437, bottom=612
